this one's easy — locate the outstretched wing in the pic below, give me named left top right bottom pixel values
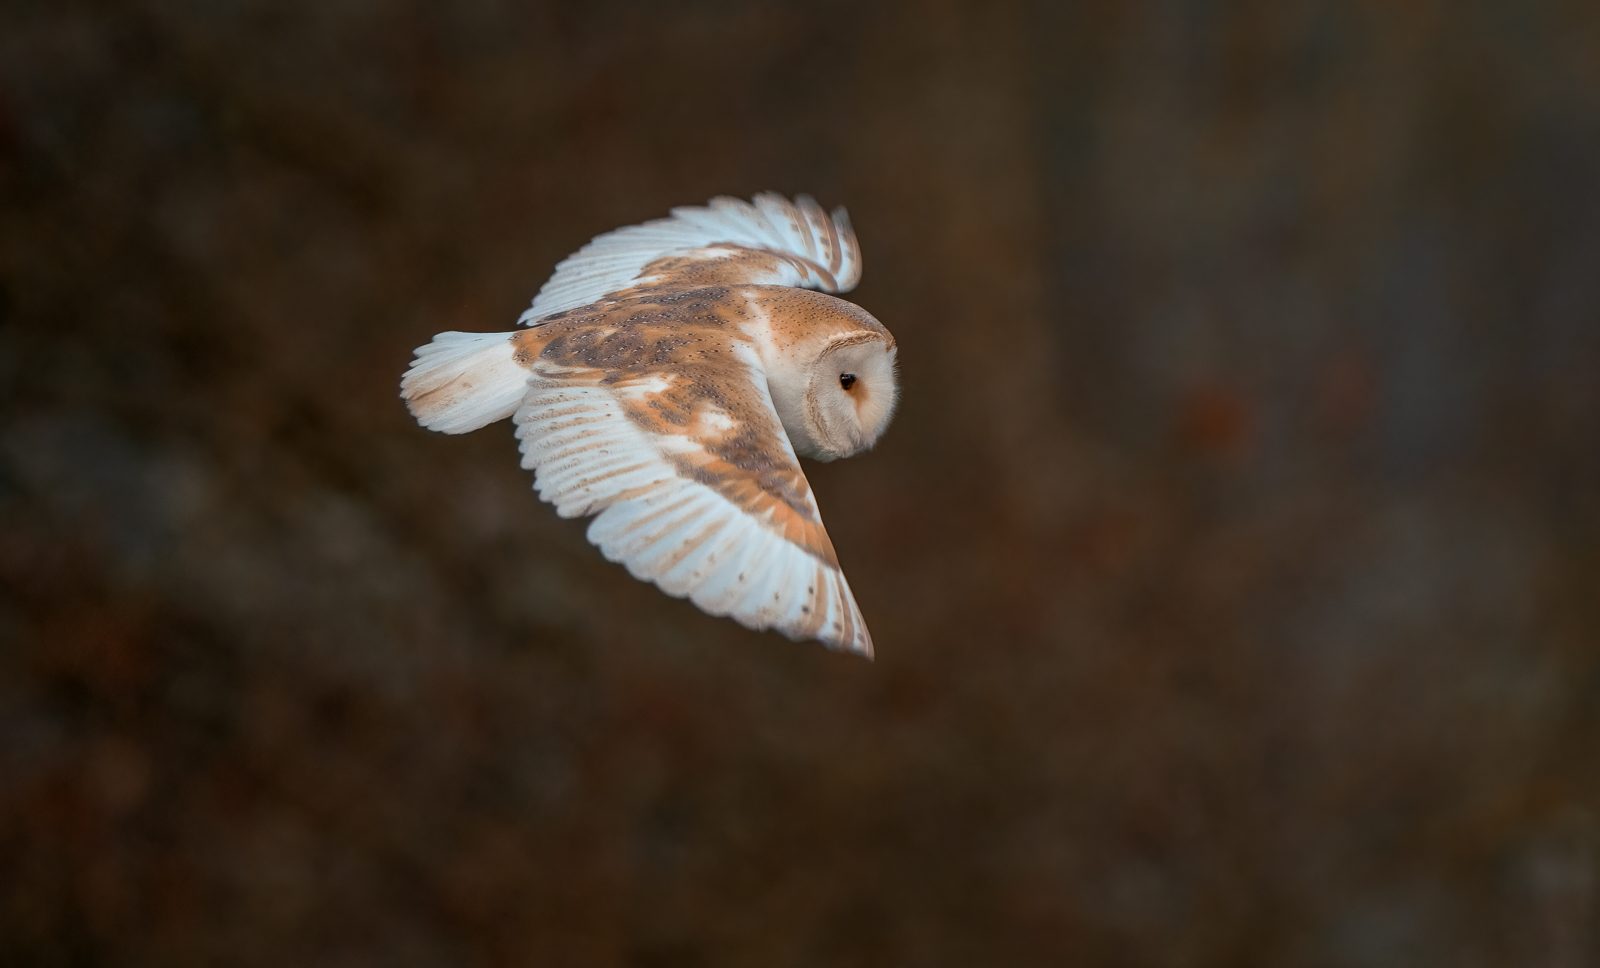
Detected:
left=519, top=193, right=862, bottom=324
left=513, top=316, right=873, bottom=656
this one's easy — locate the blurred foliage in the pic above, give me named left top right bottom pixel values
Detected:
left=2, top=1, right=1598, bottom=965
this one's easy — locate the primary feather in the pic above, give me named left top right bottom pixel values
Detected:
left=519, top=193, right=861, bottom=324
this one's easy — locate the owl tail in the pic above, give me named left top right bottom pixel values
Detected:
left=401, top=331, right=529, bottom=434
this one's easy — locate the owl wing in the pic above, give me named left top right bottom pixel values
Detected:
left=519, top=193, right=862, bottom=324
left=514, top=324, right=873, bottom=656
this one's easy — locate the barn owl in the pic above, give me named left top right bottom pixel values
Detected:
left=400, top=194, right=898, bottom=657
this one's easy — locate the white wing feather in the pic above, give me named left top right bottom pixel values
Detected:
left=519, top=193, right=862, bottom=325
left=514, top=357, right=873, bottom=656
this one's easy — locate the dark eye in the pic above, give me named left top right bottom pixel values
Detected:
left=839, top=373, right=857, bottom=391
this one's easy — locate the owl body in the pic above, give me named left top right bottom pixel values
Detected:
left=401, top=195, right=898, bottom=656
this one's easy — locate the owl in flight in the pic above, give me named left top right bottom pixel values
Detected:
left=401, top=194, right=898, bottom=657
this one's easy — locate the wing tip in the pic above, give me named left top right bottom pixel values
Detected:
left=780, top=615, right=875, bottom=659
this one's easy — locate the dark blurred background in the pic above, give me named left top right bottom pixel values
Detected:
left=3, top=1, right=1598, bottom=965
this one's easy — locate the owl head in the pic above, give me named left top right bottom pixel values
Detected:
left=775, top=331, right=898, bottom=462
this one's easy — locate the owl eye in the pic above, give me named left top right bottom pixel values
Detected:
left=839, top=373, right=857, bottom=391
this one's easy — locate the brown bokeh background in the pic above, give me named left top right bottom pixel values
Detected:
left=3, top=2, right=1598, bottom=965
